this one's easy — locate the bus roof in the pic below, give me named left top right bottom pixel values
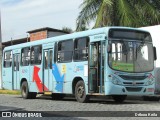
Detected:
left=3, top=26, right=146, bottom=51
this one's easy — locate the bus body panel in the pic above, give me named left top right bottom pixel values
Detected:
left=52, top=61, right=88, bottom=94
left=2, top=27, right=155, bottom=98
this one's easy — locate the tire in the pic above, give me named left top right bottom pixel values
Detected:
left=112, top=95, right=127, bottom=103
left=51, top=94, right=65, bottom=100
left=21, top=81, right=32, bottom=99
left=75, top=80, right=89, bottom=103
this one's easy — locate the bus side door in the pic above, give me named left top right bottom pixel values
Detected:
left=13, top=54, right=20, bottom=90
left=89, top=35, right=105, bottom=93
left=43, top=49, right=53, bottom=91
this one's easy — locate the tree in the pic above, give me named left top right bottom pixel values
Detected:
left=62, top=27, right=73, bottom=33
left=76, top=0, right=160, bottom=31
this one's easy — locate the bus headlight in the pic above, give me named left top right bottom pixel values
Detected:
left=110, top=75, right=122, bottom=85
left=145, top=78, right=154, bottom=85
left=145, top=74, right=155, bottom=85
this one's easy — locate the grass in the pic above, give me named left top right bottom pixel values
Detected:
left=0, top=89, right=21, bottom=95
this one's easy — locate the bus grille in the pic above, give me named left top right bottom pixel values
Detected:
left=123, top=82, right=144, bottom=86
left=119, top=75, right=147, bottom=80
left=126, top=87, right=142, bottom=92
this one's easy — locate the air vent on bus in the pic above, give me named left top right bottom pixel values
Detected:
left=119, top=75, right=147, bottom=80
left=126, top=87, right=142, bottom=92
left=123, top=82, right=144, bottom=86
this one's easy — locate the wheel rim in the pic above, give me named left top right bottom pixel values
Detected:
left=77, top=85, right=85, bottom=98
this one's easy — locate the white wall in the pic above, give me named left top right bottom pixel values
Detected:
left=140, top=25, right=160, bottom=93
left=140, top=25, right=160, bottom=67
left=0, top=47, right=2, bottom=89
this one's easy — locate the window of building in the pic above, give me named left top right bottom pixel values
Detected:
left=21, top=47, right=30, bottom=66
left=31, top=45, right=42, bottom=65
left=74, top=37, right=89, bottom=61
left=57, top=40, right=73, bottom=62
left=4, top=51, right=12, bottom=68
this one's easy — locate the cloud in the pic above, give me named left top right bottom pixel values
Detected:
left=1, top=0, right=83, bottom=41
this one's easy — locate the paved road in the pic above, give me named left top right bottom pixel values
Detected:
left=0, top=94, right=160, bottom=120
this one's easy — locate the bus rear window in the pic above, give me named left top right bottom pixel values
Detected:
left=4, top=51, right=12, bottom=68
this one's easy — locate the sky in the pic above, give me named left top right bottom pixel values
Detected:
left=0, top=0, right=83, bottom=42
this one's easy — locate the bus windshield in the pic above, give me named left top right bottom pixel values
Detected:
left=108, top=40, right=154, bottom=72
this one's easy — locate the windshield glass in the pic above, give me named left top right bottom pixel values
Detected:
left=108, top=40, right=154, bottom=72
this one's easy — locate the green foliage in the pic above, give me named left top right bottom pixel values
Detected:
left=76, top=0, right=160, bottom=31
left=62, top=27, right=73, bottom=33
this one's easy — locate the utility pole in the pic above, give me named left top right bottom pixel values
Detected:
left=0, top=10, right=2, bottom=89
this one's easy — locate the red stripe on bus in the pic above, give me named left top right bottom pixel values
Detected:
left=33, top=66, right=49, bottom=92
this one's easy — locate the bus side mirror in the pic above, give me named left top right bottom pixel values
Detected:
left=153, top=46, right=157, bottom=61
left=107, top=44, right=111, bottom=53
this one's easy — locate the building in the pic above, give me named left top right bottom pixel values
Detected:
left=0, top=27, right=68, bottom=89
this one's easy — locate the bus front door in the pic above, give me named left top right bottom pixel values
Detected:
left=13, top=54, right=20, bottom=90
left=89, top=41, right=105, bottom=93
left=43, top=49, right=53, bottom=91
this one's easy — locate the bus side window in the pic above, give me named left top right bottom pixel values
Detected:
left=57, top=40, right=73, bottom=62
left=21, top=47, right=30, bottom=66
left=31, top=45, right=42, bottom=65
left=4, top=51, right=12, bottom=68
left=50, top=50, right=53, bottom=69
left=74, top=37, right=89, bottom=61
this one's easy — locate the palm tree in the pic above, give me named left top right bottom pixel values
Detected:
left=76, top=0, right=160, bottom=31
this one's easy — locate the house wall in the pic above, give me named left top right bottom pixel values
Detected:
left=48, top=31, right=67, bottom=38
left=30, top=31, right=47, bottom=42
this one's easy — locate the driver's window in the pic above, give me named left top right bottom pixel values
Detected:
left=141, top=45, right=148, bottom=60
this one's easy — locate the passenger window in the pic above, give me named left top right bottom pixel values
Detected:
left=4, top=51, right=12, bottom=68
left=57, top=40, right=73, bottom=62
left=31, top=45, right=42, bottom=65
left=44, top=51, right=48, bottom=69
left=50, top=50, right=53, bottom=69
left=21, top=47, right=30, bottom=66
left=74, top=37, right=89, bottom=61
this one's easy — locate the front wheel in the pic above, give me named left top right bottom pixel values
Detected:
left=75, top=81, right=89, bottom=103
left=112, top=95, right=127, bottom=103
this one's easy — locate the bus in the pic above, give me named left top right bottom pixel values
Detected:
left=2, top=27, right=156, bottom=103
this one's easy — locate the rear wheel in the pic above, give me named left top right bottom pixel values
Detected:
left=112, top=95, right=127, bottom=103
left=75, top=81, right=89, bottom=103
left=21, top=81, right=36, bottom=99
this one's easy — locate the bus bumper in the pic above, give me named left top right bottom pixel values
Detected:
left=105, top=82, right=154, bottom=96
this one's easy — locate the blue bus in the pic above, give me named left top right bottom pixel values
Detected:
left=2, top=27, right=156, bottom=103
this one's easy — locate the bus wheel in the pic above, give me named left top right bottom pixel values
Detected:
left=51, top=94, right=65, bottom=100
left=112, top=95, right=127, bottom=103
left=21, top=81, right=32, bottom=99
left=75, top=81, right=89, bottom=103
